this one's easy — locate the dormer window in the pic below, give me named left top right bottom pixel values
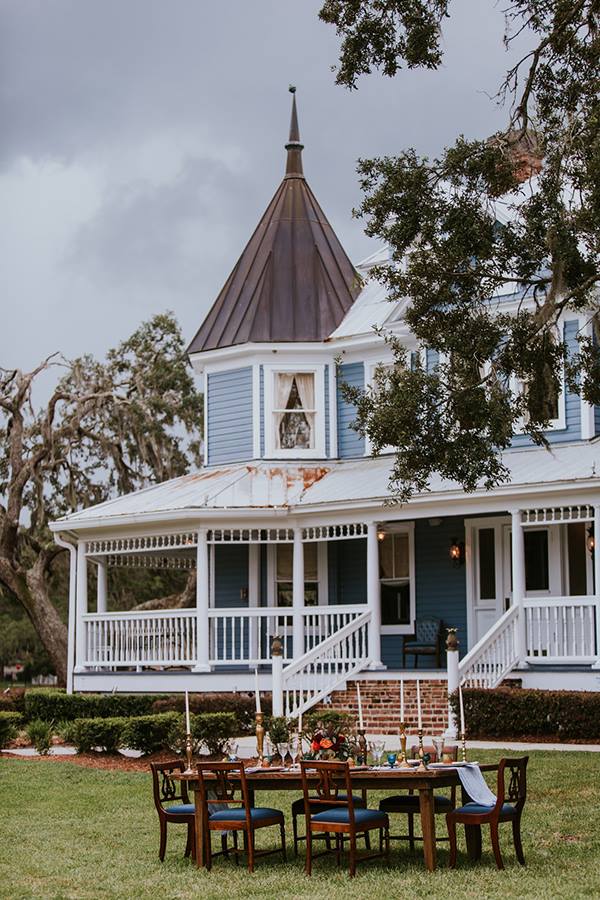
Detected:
left=264, top=365, right=325, bottom=457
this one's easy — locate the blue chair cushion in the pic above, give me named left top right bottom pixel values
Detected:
left=311, top=807, right=388, bottom=827
left=292, top=794, right=365, bottom=814
left=379, top=794, right=453, bottom=813
left=165, top=804, right=195, bottom=815
left=453, top=802, right=516, bottom=817
left=208, top=807, right=283, bottom=823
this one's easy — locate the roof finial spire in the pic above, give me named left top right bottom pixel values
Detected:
left=285, top=85, right=304, bottom=178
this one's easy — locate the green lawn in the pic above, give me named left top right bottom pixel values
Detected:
left=1, top=750, right=598, bottom=900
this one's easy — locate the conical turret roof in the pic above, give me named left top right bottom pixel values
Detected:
left=188, top=89, right=361, bottom=354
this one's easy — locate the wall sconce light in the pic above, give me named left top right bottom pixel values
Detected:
left=449, top=538, right=465, bottom=567
left=586, top=526, right=595, bottom=557
left=377, top=527, right=386, bottom=542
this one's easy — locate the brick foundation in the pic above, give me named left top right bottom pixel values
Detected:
left=313, top=678, right=450, bottom=734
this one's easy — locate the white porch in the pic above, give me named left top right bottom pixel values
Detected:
left=55, top=497, right=600, bottom=711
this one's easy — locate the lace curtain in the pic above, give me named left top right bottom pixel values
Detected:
left=274, top=372, right=315, bottom=450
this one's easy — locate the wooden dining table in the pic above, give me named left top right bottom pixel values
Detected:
left=175, top=762, right=499, bottom=872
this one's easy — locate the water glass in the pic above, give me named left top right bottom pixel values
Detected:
left=432, top=736, right=444, bottom=763
left=369, top=740, right=385, bottom=766
left=227, top=741, right=239, bottom=761
left=386, top=752, right=397, bottom=768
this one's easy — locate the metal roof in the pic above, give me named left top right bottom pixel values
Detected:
left=187, top=90, right=361, bottom=354
left=54, top=441, right=600, bottom=529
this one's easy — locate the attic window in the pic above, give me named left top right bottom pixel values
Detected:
left=273, top=373, right=315, bottom=451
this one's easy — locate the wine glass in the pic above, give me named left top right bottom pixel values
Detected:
left=369, top=740, right=385, bottom=767
left=289, top=733, right=300, bottom=767
left=432, top=736, right=444, bottom=763
left=278, top=741, right=289, bottom=767
left=227, top=740, right=239, bottom=761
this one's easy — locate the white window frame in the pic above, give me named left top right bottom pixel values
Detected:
left=379, top=522, right=416, bottom=635
left=263, top=363, right=326, bottom=458
left=266, top=542, right=328, bottom=607
left=512, top=322, right=567, bottom=434
left=364, top=360, right=396, bottom=457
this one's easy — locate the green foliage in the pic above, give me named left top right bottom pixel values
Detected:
left=0, top=711, right=22, bottom=747
left=265, top=715, right=292, bottom=747
left=304, top=709, right=354, bottom=737
left=71, top=717, right=126, bottom=754
left=0, top=688, right=26, bottom=713
left=151, top=691, right=264, bottom=734
left=120, top=713, right=181, bottom=755
left=322, top=1, right=600, bottom=499
left=450, top=687, right=600, bottom=742
left=23, top=690, right=157, bottom=723
left=191, top=712, right=238, bottom=756
left=26, top=718, right=54, bottom=755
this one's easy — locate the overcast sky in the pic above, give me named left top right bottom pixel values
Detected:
left=1, top=1, right=520, bottom=374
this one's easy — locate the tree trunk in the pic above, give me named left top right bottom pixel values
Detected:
left=0, top=556, right=68, bottom=685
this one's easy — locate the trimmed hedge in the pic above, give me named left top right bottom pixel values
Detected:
left=23, top=690, right=158, bottom=723
left=121, top=713, right=181, bottom=755
left=0, top=689, right=26, bottom=714
left=192, top=712, right=238, bottom=755
left=71, top=717, right=126, bottom=754
left=450, top=687, right=600, bottom=741
left=151, top=693, right=268, bottom=734
left=0, top=711, right=22, bottom=747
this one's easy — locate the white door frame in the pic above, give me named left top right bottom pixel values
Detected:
left=502, top=523, right=563, bottom=600
left=465, top=516, right=509, bottom=650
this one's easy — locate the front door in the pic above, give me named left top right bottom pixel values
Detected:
left=466, top=517, right=508, bottom=645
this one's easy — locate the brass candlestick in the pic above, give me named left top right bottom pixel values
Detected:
left=357, top=728, right=368, bottom=764
left=416, top=728, right=428, bottom=771
left=460, top=730, right=467, bottom=762
left=398, top=722, right=411, bottom=768
left=255, top=711, right=265, bottom=764
left=183, top=732, right=194, bottom=774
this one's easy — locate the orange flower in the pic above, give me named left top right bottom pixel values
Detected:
left=320, top=738, right=333, bottom=749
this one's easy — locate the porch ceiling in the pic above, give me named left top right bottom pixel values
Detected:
left=51, top=439, right=600, bottom=531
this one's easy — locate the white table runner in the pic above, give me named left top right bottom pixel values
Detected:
left=457, top=763, right=497, bottom=807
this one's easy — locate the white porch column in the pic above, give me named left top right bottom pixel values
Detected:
left=366, top=522, right=383, bottom=668
left=193, top=528, right=211, bottom=672
left=445, top=629, right=460, bottom=740
left=292, top=527, right=304, bottom=659
left=593, top=504, right=600, bottom=668
left=511, top=509, right=528, bottom=663
left=96, top=561, right=107, bottom=614
left=74, top=541, right=88, bottom=672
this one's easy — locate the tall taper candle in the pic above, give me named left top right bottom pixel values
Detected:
left=356, top=682, right=364, bottom=730
left=254, top=668, right=261, bottom=714
left=458, top=682, right=465, bottom=735
left=185, top=690, right=191, bottom=734
left=298, top=707, right=302, bottom=736
left=400, top=677, right=404, bottom=722
left=416, top=678, right=423, bottom=730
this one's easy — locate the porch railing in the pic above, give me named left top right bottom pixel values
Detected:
left=81, top=604, right=367, bottom=669
left=524, top=596, right=597, bottom=663
left=458, top=605, right=520, bottom=689
left=280, top=609, right=372, bottom=718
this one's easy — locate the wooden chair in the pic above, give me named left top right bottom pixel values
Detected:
left=446, top=756, right=528, bottom=870
left=196, top=760, right=286, bottom=873
left=378, top=744, right=458, bottom=849
left=150, top=760, right=196, bottom=862
left=300, top=759, right=390, bottom=877
left=402, top=617, right=443, bottom=667
left=291, top=789, right=369, bottom=856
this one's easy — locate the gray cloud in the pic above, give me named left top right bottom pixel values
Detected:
left=1, top=0, right=522, bottom=371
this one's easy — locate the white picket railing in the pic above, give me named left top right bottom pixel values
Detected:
left=459, top=605, right=520, bottom=689
left=82, top=604, right=367, bottom=669
left=280, top=610, right=372, bottom=718
left=524, top=596, right=597, bottom=663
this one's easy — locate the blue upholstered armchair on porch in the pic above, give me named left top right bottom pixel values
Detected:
left=402, top=617, right=443, bottom=668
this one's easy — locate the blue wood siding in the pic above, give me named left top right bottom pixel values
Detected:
left=328, top=539, right=367, bottom=604
left=259, top=366, right=265, bottom=456
left=207, top=367, right=253, bottom=465
left=214, top=544, right=249, bottom=660
left=336, top=362, right=365, bottom=458
left=324, top=364, right=330, bottom=457
left=512, top=319, right=581, bottom=447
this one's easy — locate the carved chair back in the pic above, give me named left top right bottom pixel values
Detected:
left=496, top=756, right=528, bottom=814
left=196, top=761, right=250, bottom=827
left=300, top=759, right=356, bottom=826
left=150, top=760, right=190, bottom=813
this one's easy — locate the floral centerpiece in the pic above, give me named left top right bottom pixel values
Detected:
left=305, top=723, right=356, bottom=761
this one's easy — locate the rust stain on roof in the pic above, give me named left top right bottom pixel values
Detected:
left=244, top=465, right=330, bottom=492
